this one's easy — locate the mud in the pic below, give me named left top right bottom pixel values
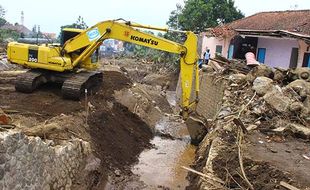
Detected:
left=89, top=102, right=153, bottom=171
left=212, top=130, right=292, bottom=190
left=131, top=117, right=196, bottom=189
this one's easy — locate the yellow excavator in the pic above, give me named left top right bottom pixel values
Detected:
left=7, top=19, right=199, bottom=119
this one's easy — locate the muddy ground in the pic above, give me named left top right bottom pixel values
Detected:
left=0, top=58, right=193, bottom=189
left=0, top=69, right=153, bottom=186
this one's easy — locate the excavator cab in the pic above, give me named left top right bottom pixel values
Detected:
left=60, top=28, right=100, bottom=70
left=60, top=28, right=85, bottom=46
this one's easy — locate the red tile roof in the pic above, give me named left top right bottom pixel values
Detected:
left=210, top=10, right=310, bottom=37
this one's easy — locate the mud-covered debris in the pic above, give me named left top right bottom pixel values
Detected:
left=274, top=68, right=286, bottom=83
left=289, top=102, right=305, bottom=112
left=287, top=123, right=310, bottom=137
left=275, top=122, right=310, bottom=139
left=286, top=80, right=310, bottom=97
left=85, top=154, right=101, bottom=172
left=247, top=124, right=258, bottom=131
left=288, top=67, right=310, bottom=82
left=0, top=108, right=11, bottom=125
left=246, top=65, right=274, bottom=82
left=201, top=65, right=214, bottom=73
left=304, top=96, right=310, bottom=109
left=229, top=73, right=246, bottom=84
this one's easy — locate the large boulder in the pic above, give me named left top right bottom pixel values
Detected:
left=0, top=108, right=10, bottom=125
left=286, top=80, right=310, bottom=97
left=252, top=77, right=274, bottom=96
left=263, top=86, right=292, bottom=113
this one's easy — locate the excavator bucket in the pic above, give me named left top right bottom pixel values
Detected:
left=185, top=116, right=208, bottom=145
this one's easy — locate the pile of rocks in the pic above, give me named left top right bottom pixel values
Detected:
left=225, top=64, right=310, bottom=137
left=0, top=54, right=20, bottom=71
left=191, top=62, right=310, bottom=190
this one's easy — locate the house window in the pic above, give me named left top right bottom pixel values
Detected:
left=215, top=45, right=223, bottom=55
left=289, top=48, right=299, bottom=68
left=302, top=53, right=310, bottom=68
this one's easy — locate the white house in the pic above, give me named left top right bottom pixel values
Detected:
left=201, top=10, right=310, bottom=68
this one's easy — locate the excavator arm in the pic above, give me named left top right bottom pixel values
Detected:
left=62, top=20, right=199, bottom=118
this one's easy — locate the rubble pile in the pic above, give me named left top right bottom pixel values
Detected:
left=190, top=61, right=310, bottom=190
left=0, top=55, right=18, bottom=71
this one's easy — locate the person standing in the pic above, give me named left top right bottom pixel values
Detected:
left=204, top=49, right=210, bottom=64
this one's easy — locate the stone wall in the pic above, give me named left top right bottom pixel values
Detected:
left=176, top=71, right=225, bottom=119
left=196, top=73, right=226, bottom=119
left=0, top=131, right=91, bottom=190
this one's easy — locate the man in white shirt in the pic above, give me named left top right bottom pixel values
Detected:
left=204, top=49, right=210, bottom=64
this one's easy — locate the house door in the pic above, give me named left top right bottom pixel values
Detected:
left=289, top=48, right=299, bottom=68
left=257, top=48, right=266, bottom=63
left=228, top=45, right=234, bottom=59
left=302, top=53, right=310, bottom=67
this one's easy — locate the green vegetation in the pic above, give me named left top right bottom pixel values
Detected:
left=0, top=5, right=21, bottom=42
left=0, top=29, right=19, bottom=42
left=167, top=0, right=244, bottom=33
left=58, top=16, right=88, bottom=41
left=59, top=16, right=88, bottom=32
left=123, top=31, right=180, bottom=71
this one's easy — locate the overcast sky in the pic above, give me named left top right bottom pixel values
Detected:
left=0, top=0, right=309, bottom=34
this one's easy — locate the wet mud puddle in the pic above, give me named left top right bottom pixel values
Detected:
left=132, top=116, right=196, bottom=189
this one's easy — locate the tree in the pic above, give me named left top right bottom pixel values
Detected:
left=0, top=5, right=6, bottom=27
left=0, top=5, right=5, bottom=19
left=167, top=0, right=244, bottom=33
left=60, top=16, right=88, bottom=31
left=0, top=29, right=19, bottom=42
left=0, top=18, right=6, bottom=27
left=74, top=16, right=88, bottom=29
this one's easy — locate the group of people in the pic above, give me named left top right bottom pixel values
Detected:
left=199, top=49, right=210, bottom=69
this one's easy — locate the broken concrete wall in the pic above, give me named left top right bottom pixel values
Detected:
left=0, top=131, right=91, bottom=190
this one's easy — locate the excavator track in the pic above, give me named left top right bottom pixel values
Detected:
left=61, top=71, right=103, bottom=100
left=15, top=70, right=47, bottom=93
left=15, top=70, right=103, bottom=100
